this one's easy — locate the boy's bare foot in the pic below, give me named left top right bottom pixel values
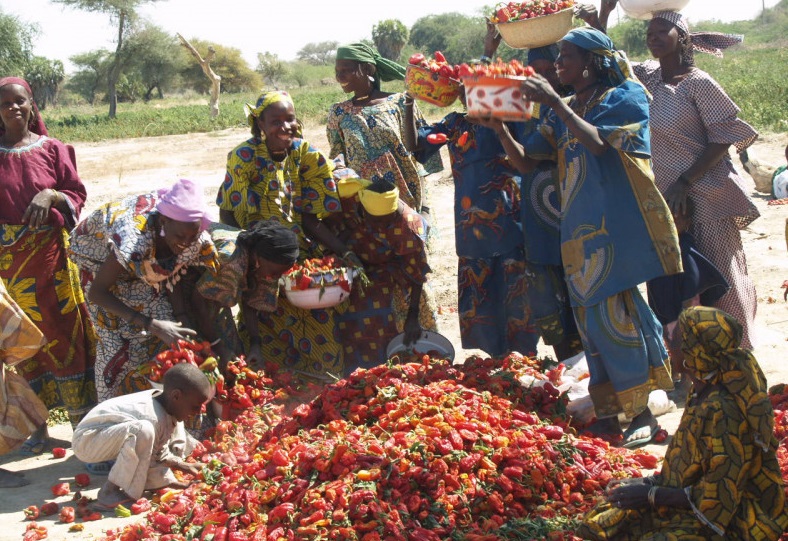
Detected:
left=94, top=482, right=134, bottom=509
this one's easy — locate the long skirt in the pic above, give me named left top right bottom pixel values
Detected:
left=524, top=260, right=583, bottom=352
left=691, top=218, right=757, bottom=349
left=0, top=225, right=97, bottom=425
left=573, top=287, right=673, bottom=419
left=457, top=247, right=539, bottom=358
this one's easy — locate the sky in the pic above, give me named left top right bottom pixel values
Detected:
left=3, top=0, right=780, bottom=74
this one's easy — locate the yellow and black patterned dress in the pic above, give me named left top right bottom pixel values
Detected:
left=580, top=307, right=788, bottom=540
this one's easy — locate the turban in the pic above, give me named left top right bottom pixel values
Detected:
left=0, top=77, right=48, bottom=137
left=245, top=91, right=294, bottom=127
left=156, top=179, right=211, bottom=231
left=336, top=43, right=406, bottom=91
left=652, top=11, right=744, bottom=58
left=358, top=186, right=399, bottom=216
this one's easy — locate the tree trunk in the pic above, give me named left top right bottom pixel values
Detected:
left=107, top=10, right=126, bottom=119
left=177, top=33, right=222, bottom=118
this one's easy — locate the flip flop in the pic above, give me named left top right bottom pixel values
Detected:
left=18, top=437, right=47, bottom=456
left=621, top=424, right=659, bottom=449
left=85, top=460, right=115, bottom=476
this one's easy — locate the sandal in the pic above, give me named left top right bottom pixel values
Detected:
left=18, top=437, right=47, bottom=456
left=85, top=460, right=115, bottom=476
left=90, top=496, right=135, bottom=512
left=621, top=424, right=660, bottom=449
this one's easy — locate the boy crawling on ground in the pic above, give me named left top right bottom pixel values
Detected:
left=73, top=363, right=212, bottom=510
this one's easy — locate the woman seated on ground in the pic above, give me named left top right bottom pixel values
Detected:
left=217, top=90, right=351, bottom=380
left=195, top=221, right=300, bottom=367
left=69, top=179, right=220, bottom=402
left=333, top=178, right=432, bottom=375
left=579, top=306, right=788, bottom=540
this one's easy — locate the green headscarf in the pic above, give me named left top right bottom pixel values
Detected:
left=335, top=43, right=406, bottom=91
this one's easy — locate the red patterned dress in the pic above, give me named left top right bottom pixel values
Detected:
left=0, top=136, right=96, bottom=425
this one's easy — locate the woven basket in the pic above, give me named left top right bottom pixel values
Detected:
left=496, top=8, right=574, bottom=49
left=405, top=65, right=460, bottom=107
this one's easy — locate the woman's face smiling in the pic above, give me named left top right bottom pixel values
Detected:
left=647, top=18, right=681, bottom=59
left=258, top=101, right=297, bottom=153
left=335, top=59, right=368, bottom=95
left=554, top=42, right=587, bottom=88
left=0, top=84, right=33, bottom=132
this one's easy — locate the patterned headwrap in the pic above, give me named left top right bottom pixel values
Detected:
left=244, top=90, right=295, bottom=128
left=563, top=27, right=640, bottom=87
left=0, top=77, right=48, bottom=137
left=358, top=186, right=399, bottom=216
left=527, top=44, right=560, bottom=64
left=678, top=306, right=777, bottom=453
left=335, top=43, right=406, bottom=91
left=652, top=11, right=744, bottom=58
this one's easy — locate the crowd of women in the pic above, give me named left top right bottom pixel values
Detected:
left=2, top=5, right=786, bottom=538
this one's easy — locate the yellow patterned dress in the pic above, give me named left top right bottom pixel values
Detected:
left=217, top=137, right=344, bottom=379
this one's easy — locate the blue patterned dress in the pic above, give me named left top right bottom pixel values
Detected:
left=524, top=81, right=681, bottom=418
left=416, top=113, right=539, bottom=357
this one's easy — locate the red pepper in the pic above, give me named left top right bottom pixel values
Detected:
left=74, top=473, right=91, bottom=487
left=408, top=53, right=425, bottom=66
left=457, top=131, right=469, bottom=146
left=52, top=447, right=67, bottom=459
left=59, top=506, right=76, bottom=523
left=82, top=511, right=102, bottom=521
left=130, top=497, right=152, bottom=514
left=426, top=133, right=448, bottom=145
left=51, top=482, right=70, bottom=497
left=23, top=523, right=48, bottom=541
left=40, top=502, right=59, bottom=516
left=434, top=51, right=446, bottom=63
left=24, top=505, right=40, bottom=520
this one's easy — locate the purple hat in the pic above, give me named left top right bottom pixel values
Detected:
left=156, top=179, right=211, bottom=231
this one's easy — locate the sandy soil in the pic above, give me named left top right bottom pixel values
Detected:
left=1, top=124, right=786, bottom=540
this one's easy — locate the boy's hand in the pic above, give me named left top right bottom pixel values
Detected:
left=173, top=460, right=202, bottom=477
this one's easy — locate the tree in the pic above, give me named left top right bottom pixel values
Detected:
left=67, top=49, right=112, bottom=105
left=608, top=18, right=649, bottom=58
left=256, top=52, right=288, bottom=87
left=124, top=23, right=185, bottom=101
left=296, top=41, right=339, bottom=65
left=409, top=13, right=476, bottom=55
left=177, top=33, right=221, bottom=117
left=179, top=39, right=261, bottom=95
left=372, top=19, right=409, bottom=61
left=25, top=57, right=65, bottom=109
left=0, top=9, right=36, bottom=76
left=53, top=0, right=160, bottom=118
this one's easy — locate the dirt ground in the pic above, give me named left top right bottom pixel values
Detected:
left=1, top=123, right=786, bottom=540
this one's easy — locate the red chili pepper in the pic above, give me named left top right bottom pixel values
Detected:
left=426, top=133, right=448, bottom=145
left=59, top=506, right=75, bottom=523
left=23, top=505, right=40, bottom=520
left=51, top=482, right=70, bottom=497
left=74, top=473, right=91, bottom=487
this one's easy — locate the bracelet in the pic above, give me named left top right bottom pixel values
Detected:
left=648, top=486, right=658, bottom=509
left=479, top=55, right=492, bottom=64
left=50, top=190, right=61, bottom=206
left=342, top=250, right=355, bottom=259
